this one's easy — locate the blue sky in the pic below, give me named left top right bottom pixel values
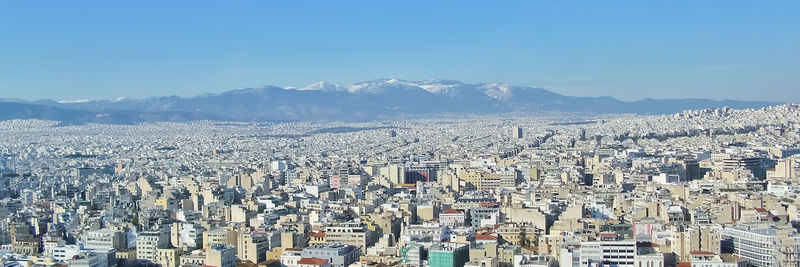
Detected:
left=1, top=1, right=798, bottom=102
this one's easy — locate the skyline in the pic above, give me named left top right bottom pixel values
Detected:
left=1, top=1, right=799, bottom=102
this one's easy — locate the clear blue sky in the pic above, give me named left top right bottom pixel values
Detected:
left=1, top=1, right=798, bottom=102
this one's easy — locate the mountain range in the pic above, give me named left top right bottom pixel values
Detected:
left=0, top=78, right=780, bottom=124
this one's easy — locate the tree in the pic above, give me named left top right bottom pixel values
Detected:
left=131, top=214, right=139, bottom=229
left=519, top=229, right=530, bottom=247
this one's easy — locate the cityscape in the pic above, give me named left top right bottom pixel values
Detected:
left=1, top=104, right=800, bottom=267
left=1, top=2, right=799, bottom=267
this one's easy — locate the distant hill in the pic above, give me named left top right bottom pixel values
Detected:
left=1, top=79, right=780, bottom=123
left=0, top=102, right=223, bottom=124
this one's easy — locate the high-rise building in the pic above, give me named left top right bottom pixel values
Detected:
left=511, top=126, right=523, bottom=139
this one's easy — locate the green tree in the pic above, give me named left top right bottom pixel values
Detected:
left=131, top=214, right=139, bottom=229
left=519, top=229, right=530, bottom=247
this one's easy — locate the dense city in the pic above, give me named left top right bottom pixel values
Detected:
left=1, top=104, right=800, bottom=267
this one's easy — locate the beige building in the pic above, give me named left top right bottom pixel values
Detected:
left=324, top=222, right=376, bottom=253
left=157, top=246, right=183, bottom=267
left=671, top=225, right=722, bottom=262
left=207, top=244, right=237, bottom=267
left=12, top=238, right=41, bottom=256
left=469, top=243, right=519, bottom=267
left=502, top=206, right=548, bottom=230
left=203, top=229, right=235, bottom=250
left=238, top=231, right=270, bottom=263
left=416, top=204, right=438, bottom=222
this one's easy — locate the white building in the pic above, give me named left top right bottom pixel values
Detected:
left=579, top=241, right=636, bottom=267
left=136, top=230, right=169, bottom=263
left=84, top=228, right=126, bottom=250
left=688, top=251, right=745, bottom=267
left=722, top=225, right=800, bottom=266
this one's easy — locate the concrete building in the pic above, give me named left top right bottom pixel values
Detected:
left=156, top=246, right=182, bottom=267
left=203, top=228, right=231, bottom=250
left=579, top=241, right=636, bottom=267
left=722, top=225, right=800, bottom=266
left=324, top=222, right=376, bottom=253
left=238, top=230, right=270, bottom=263
left=136, top=230, right=170, bottom=263
left=281, top=248, right=304, bottom=267
left=85, top=228, right=127, bottom=250
left=511, top=126, right=523, bottom=139
left=688, top=251, right=745, bottom=267
left=298, top=257, right=331, bottom=267
left=468, top=243, right=519, bottom=267
left=671, top=225, right=722, bottom=262
left=206, top=244, right=237, bottom=267
left=300, top=243, right=360, bottom=267
left=441, top=209, right=467, bottom=227
left=68, top=252, right=107, bottom=267
left=429, top=243, right=469, bottom=267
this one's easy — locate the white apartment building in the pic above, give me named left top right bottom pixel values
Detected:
left=722, top=225, right=800, bottom=267
left=579, top=241, right=637, bottom=267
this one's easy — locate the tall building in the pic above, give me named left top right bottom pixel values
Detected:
left=405, top=165, right=436, bottom=183
left=671, top=225, right=722, bottom=262
left=511, top=126, right=523, bottom=139
left=767, top=158, right=796, bottom=180
left=136, top=230, right=170, bottom=263
left=238, top=230, right=270, bottom=263
left=428, top=243, right=469, bottom=267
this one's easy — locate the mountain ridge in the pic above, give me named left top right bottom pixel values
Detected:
left=0, top=78, right=781, bottom=124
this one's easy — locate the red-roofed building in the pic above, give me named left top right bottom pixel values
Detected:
left=442, top=209, right=461, bottom=214
left=440, top=209, right=466, bottom=227
left=474, top=234, right=499, bottom=245
left=298, top=257, right=330, bottom=267
left=309, top=231, right=326, bottom=245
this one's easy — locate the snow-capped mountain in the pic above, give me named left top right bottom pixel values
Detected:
left=0, top=78, right=779, bottom=123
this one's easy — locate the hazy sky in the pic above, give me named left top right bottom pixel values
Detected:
left=1, top=1, right=798, bottom=102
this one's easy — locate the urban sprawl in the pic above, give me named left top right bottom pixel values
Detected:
left=2, top=104, right=800, bottom=267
